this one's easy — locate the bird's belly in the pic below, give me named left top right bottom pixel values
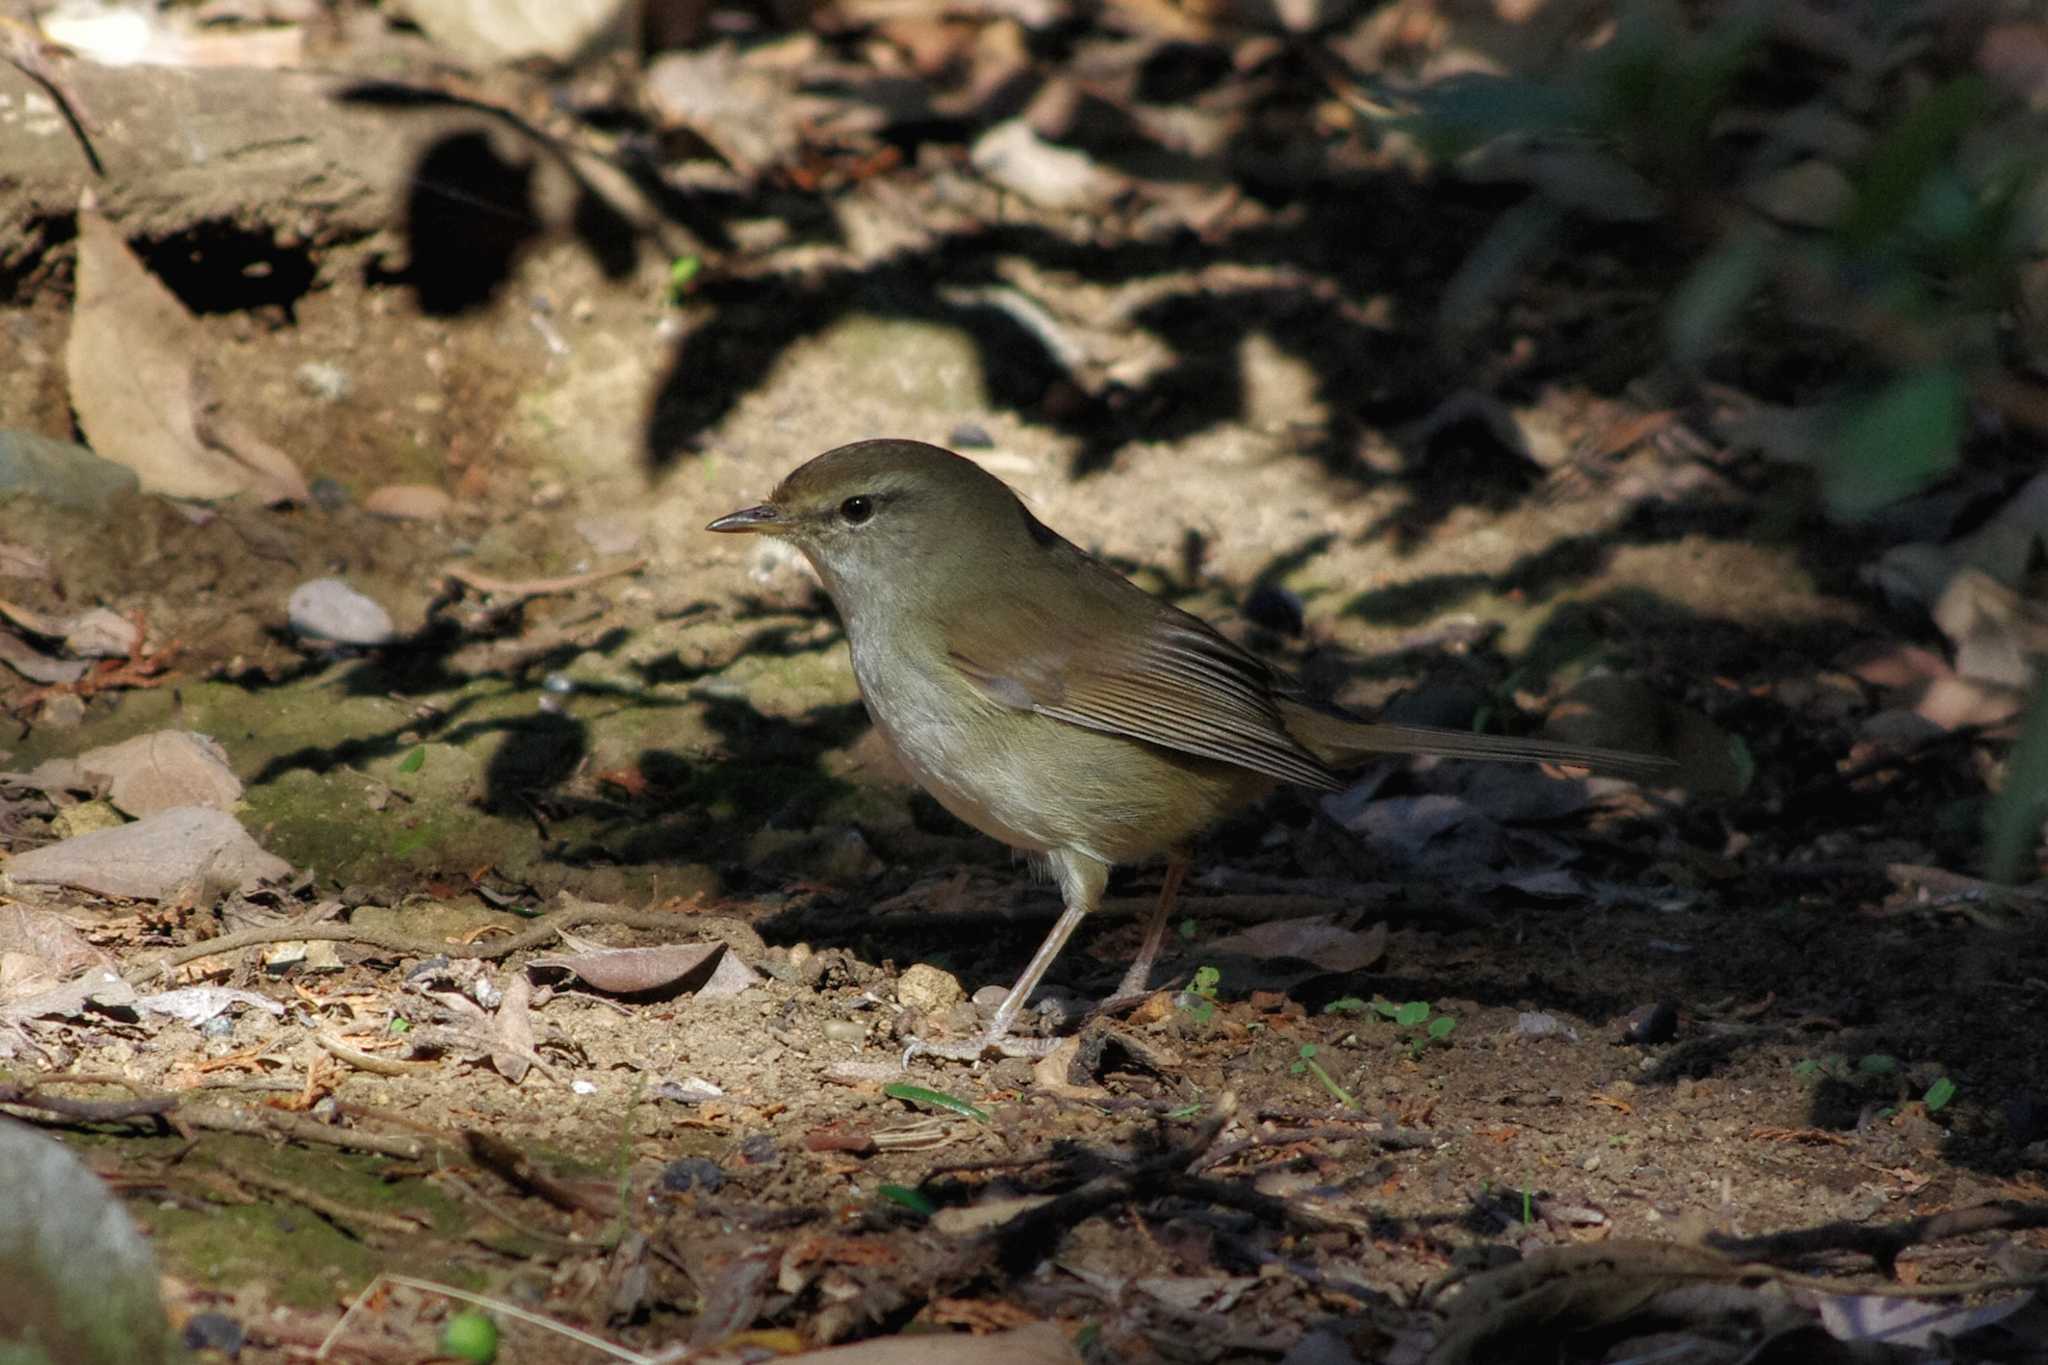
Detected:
left=856, top=661, right=1058, bottom=854
left=850, top=640, right=1266, bottom=865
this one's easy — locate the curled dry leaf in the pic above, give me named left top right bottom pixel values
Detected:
left=67, top=211, right=307, bottom=503
left=1203, top=917, right=1389, bottom=974
left=787, top=1321, right=1081, bottom=1363
left=529, top=940, right=761, bottom=998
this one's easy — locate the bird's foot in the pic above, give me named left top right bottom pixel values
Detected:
left=901, top=1029, right=1059, bottom=1065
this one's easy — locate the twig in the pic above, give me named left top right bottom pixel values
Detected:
left=441, top=559, right=646, bottom=600
left=125, top=902, right=703, bottom=985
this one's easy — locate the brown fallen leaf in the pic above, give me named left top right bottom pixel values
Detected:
left=529, top=941, right=760, bottom=997
left=67, top=210, right=306, bottom=503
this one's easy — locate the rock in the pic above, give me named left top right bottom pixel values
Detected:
left=970, top=119, right=1117, bottom=210
left=294, top=361, right=350, bottom=401
left=896, top=962, right=965, bottom=1015
left=5, top=806, right=291, bottom=899
left=68, top=730, right=242, bottom=817
left=287, top=577, right=396, bottom=645
left=0, top=429, right=141, bottom=510
left=0, top=1122, right=179, bottom=1365
left=363, top=484, right=453, bottom=521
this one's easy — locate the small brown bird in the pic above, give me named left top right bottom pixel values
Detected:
left=710, top=439, right=1662, bottom=1060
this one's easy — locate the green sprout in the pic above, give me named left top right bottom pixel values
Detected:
left=666, top=253, right=702, bottom=302
left=1372, top=998, right=1457, bottom=1058
left=1289, top=1043, right=1359, bottom=1110
left=1179, top=965, right=1222, bottom=1026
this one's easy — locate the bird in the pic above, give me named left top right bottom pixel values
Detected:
left=709, top=438, right=1665, bottom=1060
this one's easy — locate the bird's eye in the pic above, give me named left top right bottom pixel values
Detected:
left=838, top=495, right=874, bottom=525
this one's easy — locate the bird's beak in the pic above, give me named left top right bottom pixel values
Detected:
left=706, top=503, right=787, bottom=535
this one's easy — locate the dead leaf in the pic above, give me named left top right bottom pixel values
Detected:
left=1204, top=918, right=1389, bottom=974
left=529, top=941, right=758, bottom=996
left=132, top=986, right=284, bottom=1027
left=67, top=211, right=306, bottom=502
left=790, top=1322, right=1081, bottom=1363
left=4, top=805, right=290, bottom=899
left=0, top=903, right=114, bottom=981
left=491, top=971, right=535, bottom=1085
left=0, top=543, right=49, bottom=579
left=0, top=631, right=87, bottom=684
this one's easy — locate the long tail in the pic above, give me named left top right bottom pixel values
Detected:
left=1278, top=701, right=1672, bottom=780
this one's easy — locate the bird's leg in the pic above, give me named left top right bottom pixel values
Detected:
left=905, top=851, right=1107, bottom=1063
left=1113, top=855, right=1188, bottom=1000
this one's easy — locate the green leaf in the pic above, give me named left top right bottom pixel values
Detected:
left=1428, top=1016, right=1458, bottom=1041
left=1405, top=74, right=1585, bottom=155
left=1987, top=687, right=2048, bottom=882
left=1856, top=1053, right=1898, bottom=1076
left=1793, top=1058, right=1821, bottom=1077
left=1440, top=197, right=1567, bottom=339
left=877, top=1184, right=934, bottom=1217
left=1923, top=1077, right=1957, bottom=1112
left=1824, top=367, right=1966, bottom=519
left=1843, top=78, right=1990, bottom=251
left=1667, top=229, right=1768, bottom=365
left=397, top=745, right=426, bottom=775
left=882, top=1083, right=989, bottom=1123
left=667, top=254, right=703, bottom=300
left=1372, top=999, right=1402, bottom=1019
left=1165, top=1103, right=1204, bottom=1119
left=1394, top=1001, right=1431, bottom=1029
left=1324, top=997, right=1370, bottom=1015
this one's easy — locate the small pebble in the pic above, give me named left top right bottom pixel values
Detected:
left=897, top=962, right=965, bottom=1014
left=295, top=360, right=351, bottom=401
left=308, top=477, right=349, bottom=511
left=287, top=577, right=396, bottom=645
left=1621, top=1001, right=1679, bottom=1045
left=182, top=1311, right=246, bottom=1357
left=659, top=1156, right=724, bottom=1193
left=820, top=1018, right=866, bottom=1044
left=1515, top=1011, right=1574, bottom=1040
left=949, top=422, right=994, bottom=449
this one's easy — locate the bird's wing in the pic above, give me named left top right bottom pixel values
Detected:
left=943, top=588, right=1342, bottom=792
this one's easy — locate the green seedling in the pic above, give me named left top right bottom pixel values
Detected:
left=1179, top=965, right=1222, bottom=1026
left=1372, top=998, right=1457, bottom=1058
left=1177, top=916, right=1199, bottom=941
left=1289, top=1043, right=1359, bottom=1110
left=1923, top=1077, right=1958, bottom=1112
left=1324, top=996, right=1370, bottom=1015
left=666, top=253, right=703, bottom=302
left=1165, top=1102, right=1204, bottom=1120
